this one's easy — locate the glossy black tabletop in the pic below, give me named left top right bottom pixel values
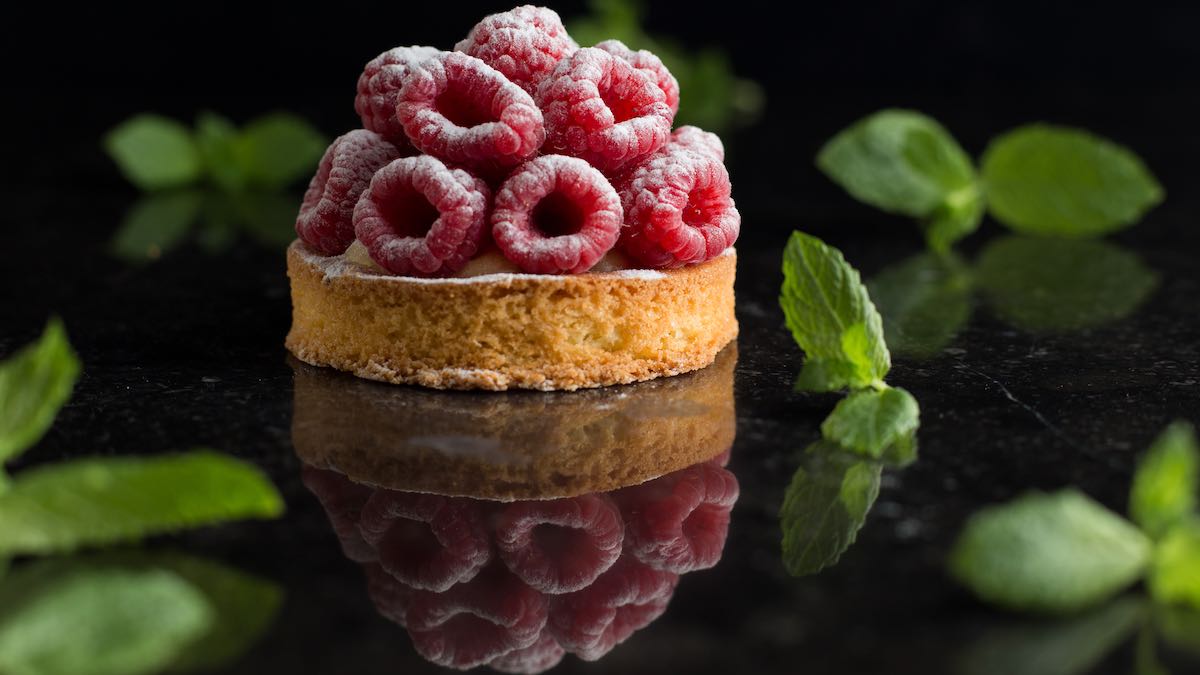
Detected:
left=5, top=3, right=1200, bottom=673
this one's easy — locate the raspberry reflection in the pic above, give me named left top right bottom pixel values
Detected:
left=303, top=454, right=737, bottom=672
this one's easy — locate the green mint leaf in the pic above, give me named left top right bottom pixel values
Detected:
left=981, top=124, right=1163, bottom=236
left=104, top=114, right=203, bottom=191
left=1148, top=519, right=1200, bottom=610
left=1155, top=604, right=1200, bottom=657
left=793, top=358, right=863, bottom=393
left=0, top=318, right=80, bottom=465
left=0, top=560, right=212, bottom=675
left=950, top=489, right=1152, bottom=613
left=976, top=236, right=1158, bottom=334
left=111, top=190, right=203, bottom=263
left=68, top=551, right=282, bottom=673
left=821, top=387, right=920, bottom=458
left=956, top=596, right=1145, bottom=675
left=230, top=191, right=303, bottom=248
left=235, top=113, right=326, bottom=190
left=867, top=252, right=972, bottom=359
left=195, top=112, right=247, bottom=192
left=1130, top=422, right=1199, bottom=539
left=817, top=109, right=981, bottom=247
left=780, top=231, right=890, bottom=391
left=780, top=441, right=881, bottom=576
left=0, top=450, right=284, bottom=556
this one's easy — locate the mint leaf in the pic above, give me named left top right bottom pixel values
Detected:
left=0, top=560, right=212, bottom=675
left=1148, top=519, right=1200, bottom=609
left=195, top=112, right=246, bottom=192
left=821, top=387, right=920, bottom=458
left=956, top=596, right=1145, bottom=675
left=780, top=231, right=890, bottom=391
left=868, top=252, right=972, bottom=359
left=104, top=114, right=203, bottom=191
left=235, top=113, right=326, bottom=190
left=981, top=124, right=1163, bottom=236
left=950, top=490, right=1152, bottom=613
left=976, top=236, right=1158, bottom=334
left=230, top=191, right=302, bottom=248
left=817, top=109, right=981, bottom=249
left=1155, top=604, right=1200, bottom=657
left=111, top=191, right=203, bottom=263
left=1130, top=422, right=1199, bottom=539
left=780, top=441, right=881, bottom=576
left=0, top=318, right=80, bottom=465
left=0, top=450, right=284, bottom=555
left=73, top=551, right=283, bottom=672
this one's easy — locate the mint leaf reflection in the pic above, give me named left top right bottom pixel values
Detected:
left=868, top=251, right=972, bottom=359
left=1156, top=604, right=1200, bottom=658
left=111, top=190, right=204, bottom=263
left=957, top=596, right=1145, bottom=675
left=976, top=236, right=1158, bottom=334
left=779, top=436, right=915, bottom=578
left=780, top=443, right=880, bottom=577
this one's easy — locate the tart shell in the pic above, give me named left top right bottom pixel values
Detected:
left=285, top=241, right=738, bottom=391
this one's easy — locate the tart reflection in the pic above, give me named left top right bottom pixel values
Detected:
left=291, top=346, right=738, bottom=672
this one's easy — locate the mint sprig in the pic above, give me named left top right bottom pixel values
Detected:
left=818, top=110, right=1162, bottom=247
left=780, top=231, right=921, bottom=456
left=952, top=421, right=1200, bottom=614
left=105, top=112, right=325, bottom=193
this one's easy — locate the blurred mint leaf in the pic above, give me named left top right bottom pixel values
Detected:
left=867, top=252, right=972, bottom=359
left=780, top=441, right=881, bottom=576
left=78, top=552, right=283, bottom=673
left=0, top=561, right=212, bottom=675
left=1155, top=603, right=1200, bottom=657
left=817, top=109, right=981, bottom=250
left=0, top=450, right=284, bottom=556
left=780, top=231, right=890, bottom=391
left=0, top=318, right=80, bottom=466
left=821, top=387, right=920, bottom=458
left=950, top=490, right=1152, bottom=613
left=111, top=190, right=203, bottom=263
left=229, top=191, right=301, bottom=248
left=956, top=596, right=1145, bottom=675
left=976, top=236, right=1158, bottom=334
left=104, top=114, right=203, bottom=191
left=235, top=113, right=326, bottom=190
left=195, top=112, right=246, bottom=192
left=1130, top=422, right=1199, bottom=539
left=1148, top=519, right=1200, bottom=609
left=981, top=124, right=1163, bottom=236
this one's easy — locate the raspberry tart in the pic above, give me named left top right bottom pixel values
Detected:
left=287, top=6, right=739, bottom=391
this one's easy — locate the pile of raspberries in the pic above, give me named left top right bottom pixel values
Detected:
left=303, top=452, right=738, bottom=672
left=295, top=5, right=740, bottom=277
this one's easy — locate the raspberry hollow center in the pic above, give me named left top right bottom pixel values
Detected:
left=531, top=191, right=586, bottom=237
left=600, top=81, right=640, bottom=123
left=382, top=188, right=441, bottom=238
left=435, top=86, right=495, bottom=129
left=683, top=186, right=721, bottom=228
left=532, top=522, right=591, bottom=558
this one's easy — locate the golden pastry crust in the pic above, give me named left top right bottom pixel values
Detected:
left=290, top=345, right=737, bottom=500
left=285, top=240, right=738, bottom=391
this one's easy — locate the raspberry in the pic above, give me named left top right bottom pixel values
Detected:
left=363, top=562, right=415, bottom=627
left=536, top=47, right=673, bottom=173
left=547, top=557, right=678, bottom=660
left=353, top=155, right=491, bottom=277
left=358, top=490, right=493, bottom=592
left=487, top=631, right=565, bottom=674
left=295, top=130, right=402, bottom=256
left=615, top=463, right=739, bottom=573
left=406, top=562, right=548, bottom=669
left=355, top=46, right=441, bottom=146
left=494, top=494, right=624, bottom=594
left=616, top=143, right=740, bottom=268
left=671, top=125, right=725, bottom=161
left=396, top=51, right=545, bottom=174
left=455, top=6, right=578, bottom=97
left=299, top=466, right=377, bottom=563
left=594, top=40, right=679, bottom=115
left=491, top=155, right=623, bottom=274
